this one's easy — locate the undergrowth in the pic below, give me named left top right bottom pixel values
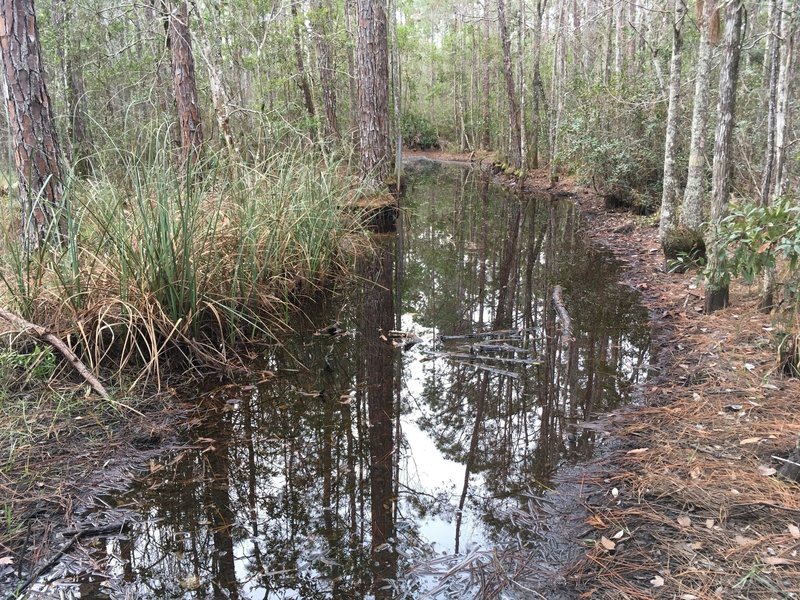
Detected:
left=0, top=138, right=370, bottom=387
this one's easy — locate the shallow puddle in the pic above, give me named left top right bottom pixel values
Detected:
left=34, top=160, right=651, bottom=598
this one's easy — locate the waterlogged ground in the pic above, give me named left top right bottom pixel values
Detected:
left=30, top=160, right=651, bottom=599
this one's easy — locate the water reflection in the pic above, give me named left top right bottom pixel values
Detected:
left=49, top=161, right=650, bottom=599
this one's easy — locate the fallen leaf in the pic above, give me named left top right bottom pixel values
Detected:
left=650, top=575, right=665, bottom=587
left=681, top=595, right=698, bottom=600
left=706, top=519, right=715, bottom=529
left=735, top=534, right=754, bottom=546
left=677, top=516, right=692, bottom=528
left=599, top=536, right=616, bottom=550
left=611, top=487, right=619, bottom=498
left=788, top=524, right=800, bottom=539
left=690, top=466, right=702, bottom=479
left=740, top=437, right=762, bottom=445
left=612, top=529, right=625, bottom=539
left=626, top=447, right=649, bottom=455
left=763, top=556, right=793, bottom=566
left=758, top=465, right=777, bottom=477
left=0, top=557, right=12, bottom=566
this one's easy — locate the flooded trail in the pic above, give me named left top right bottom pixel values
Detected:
left=32, top=160, right=651, bottom=599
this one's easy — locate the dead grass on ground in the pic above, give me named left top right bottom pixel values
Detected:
left=551, top=185, right=800, bottom=599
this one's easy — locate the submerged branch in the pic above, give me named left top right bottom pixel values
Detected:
left=552, top=285, right=573, bottom=346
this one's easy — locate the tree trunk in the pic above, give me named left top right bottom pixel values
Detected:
left=167, top=1, right=203, bottom=167
left=290, top=1, right=316, bottom=122
left=195, top=12, right=239, bottom=161
left=773, top=1, right=798, bottom=200
left=0, top=0, right=67, bottom=250
left=312, top=0, right=340, bottom=140
left=760, top=0, right=782, bottom=207
left=704, top=0, right=745, bottom=314
left=344, top=0, right=359, bottom=143
left=480, top=0, right=491, bottom=150
left=680, top=0, right=717, bottom=234
left=759, top=0, right=783, bottom=312
left=498, top=0, right=522, bottom=169
left=659, top=0, right=687, bottom=249
left=531, top=1, right=547, bottom=168
left=356, top=0, right=391, bottom=184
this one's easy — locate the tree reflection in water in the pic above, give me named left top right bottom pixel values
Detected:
left=64, top=160, right=650, bottom=599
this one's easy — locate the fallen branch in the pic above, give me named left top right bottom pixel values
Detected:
left=0, top=308, right=111, bottom=401
left=552, top=285, right=573, bottom=346
left=2, top=521, right=128, bottom=600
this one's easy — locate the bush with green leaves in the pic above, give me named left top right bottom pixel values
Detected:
left=708, top=197, right=800, bottom=294
left=401, top=112, right=439, bottom=150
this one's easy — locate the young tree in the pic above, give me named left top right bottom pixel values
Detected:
left=167, top=1, right=203, bottom=166
left=659, top=0, right=688, bottom=250
left=705, top=0, right=745, bottom=313
left=290, top=1, right=316, bottom=122
left=497, top=0, right=522, bottom=169
left=0, top=0, right=66, bottom=249
left=680, top=0, right=718, bottom=235
left=356, top=0, right=391, bottom=184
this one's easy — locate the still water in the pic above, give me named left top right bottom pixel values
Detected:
left=40, top=160, right=651, bottom=599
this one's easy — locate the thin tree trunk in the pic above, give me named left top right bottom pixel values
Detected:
left=480, top=0, right=491, bottom=150
left=343, top=0, right=359, bottom=143
left=167, top=1, right=203, bottom=166
left=356, top=0, right=391, bottom=184
left=531, top=1, right=547, bottom=169
left=498, top=0, right=522, bottom=169
left=680, top=0, right=717, bottom=234
left=195, top=12, right=239, bottom=160
left=290, top=1, right=316, bottom=122
left=705, top=0, right=745, bottom=313
left=760, top=0, right=782, bottom=206
left=759, top=0, right=783, bottom=311
left=0, top=0, right=66, bottom=249
left=659, top=0, right=687, bottom=248
left=773, top=1, right=798, bottom=200
left=312, top=0, right=340, bottom=140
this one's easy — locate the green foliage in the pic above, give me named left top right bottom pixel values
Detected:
left=0, top=140, right=368, bottom=375
left=0, top=345, right=57, bottom=383
left=708, top=197, right=800, bottom=291
left=402, top=112, right=439, bottom=149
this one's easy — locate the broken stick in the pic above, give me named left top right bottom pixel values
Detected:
left=0, top=307, right=111, bottom=400
left=552, top=285, right=573, bottom=346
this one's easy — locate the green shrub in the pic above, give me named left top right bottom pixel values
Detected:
left=402, top=112, right=439, bottom=149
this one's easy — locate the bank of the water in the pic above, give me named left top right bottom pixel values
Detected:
left=3, top=158, right=654, bottom=599
left=488, top=160, right=800, bottom=598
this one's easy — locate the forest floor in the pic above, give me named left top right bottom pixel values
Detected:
left=483, top=156, right=800, bottom=599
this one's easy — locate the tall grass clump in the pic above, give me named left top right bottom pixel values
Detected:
left=0, top=139, right=369, bottom=381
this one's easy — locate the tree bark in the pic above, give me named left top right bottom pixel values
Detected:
left=312, top=0, right=340, bottom=140
left=356, top=0, right=391, bottom=184
left=167, top=1, right=203, bottom=167
left=498, top=0, right=522, bottom=169
left=290, top=1, right=316, bottom=122
left=681, top=0, right=717, bottom=234
left=760, top=0, right=782, bottom=207
left=480, top=0, right=491, bottom=150
left=0, top=0, right=67, bottom=250
left=659, top=0, right=687, bottom=248
left=705, top=0, right=745, bottom=314
left=773, top=1, right=798, bottom=200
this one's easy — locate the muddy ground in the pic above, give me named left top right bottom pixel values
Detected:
left=2, top=151, right=799, bottom=599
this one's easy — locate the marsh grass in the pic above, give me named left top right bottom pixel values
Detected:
left=0, top=141, right=370, bottom=385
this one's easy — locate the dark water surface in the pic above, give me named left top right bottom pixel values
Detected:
left=37, top=161, right=651, bottom=599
